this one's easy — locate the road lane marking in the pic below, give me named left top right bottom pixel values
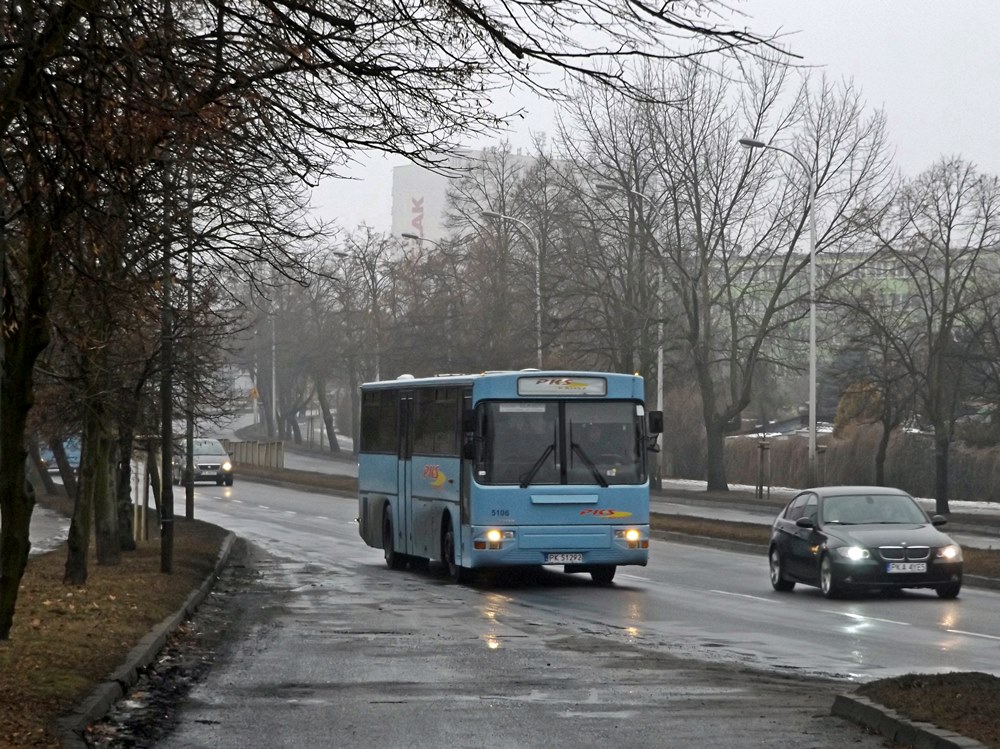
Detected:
left=946, top=629, right=1000, bottom=641
left=821, top=610, right=911, bottom=626
left=710, top=590, right=778, bottom=604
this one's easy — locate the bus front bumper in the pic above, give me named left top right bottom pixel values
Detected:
left=464, top=524, right=649, bottom=569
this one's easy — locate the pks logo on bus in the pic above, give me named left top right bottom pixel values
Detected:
left=580, top=508, right=632, bottom=519
left=423, top=464, right=447, bottom=488
left=535, top=377, right=588, bottom=390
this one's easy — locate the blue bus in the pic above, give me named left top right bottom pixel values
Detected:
left=357, top=370, right=663, bottom=584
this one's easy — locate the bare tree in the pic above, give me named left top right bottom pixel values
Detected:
left=872, top=159, right=1000, bottom=514
left=0, top=0, right=783, bottom=638
left=825, top=283, right=920, bottom=486
left=561, top=59, right=895, bottom=490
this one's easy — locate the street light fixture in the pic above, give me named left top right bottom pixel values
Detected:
left=596, top=183, right=666, bottom=490
left=482, top=210, right=543, bottom=369
left=739, top=136, right=819, bottom=486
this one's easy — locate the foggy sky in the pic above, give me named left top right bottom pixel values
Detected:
left=310, top=0, right=1000, bottom=234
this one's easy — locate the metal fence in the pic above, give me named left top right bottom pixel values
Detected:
left=219, top=439, right=284, bottom=470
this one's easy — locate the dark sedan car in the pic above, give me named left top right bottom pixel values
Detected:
left=768, top=486, right=963, bottom=599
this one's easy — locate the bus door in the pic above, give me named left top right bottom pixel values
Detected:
left=460, top=390, right=472, bottom=526
left=396, top=390, right=414, bottom=556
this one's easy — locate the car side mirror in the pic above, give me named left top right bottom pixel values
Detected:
left=931, top=514, right=948, bottom=527
left=795, top=517, right=816, bottom=529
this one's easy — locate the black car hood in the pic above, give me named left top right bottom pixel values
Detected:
left=824, top=523, right=955, bottom=548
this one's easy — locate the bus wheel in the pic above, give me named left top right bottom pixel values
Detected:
left=442, top=522, right=471, bottom=584
left=383, top=513, right=405, bottom=570
left=590, top=565, right=616, bottom=585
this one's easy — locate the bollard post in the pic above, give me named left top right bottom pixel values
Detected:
left=756, top=440, right=770, bottom=499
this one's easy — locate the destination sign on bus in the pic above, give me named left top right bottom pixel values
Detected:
left=517, top=376, right=607, bottom=397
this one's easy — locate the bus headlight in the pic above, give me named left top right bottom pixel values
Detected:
left=614, top=528, right=645, bottom=549
left=476, top=529, right=515, bottom=550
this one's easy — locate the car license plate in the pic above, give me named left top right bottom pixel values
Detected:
left=545, top=553, right=583, bottom=564
left=887, top=562, right=927, bottom=573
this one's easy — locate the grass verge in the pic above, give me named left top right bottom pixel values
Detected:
left=0, top=512, right=226, bottom=749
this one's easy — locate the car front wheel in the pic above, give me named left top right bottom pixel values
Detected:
left=820, top=554, right=845, bottom=599
left=936, top=580, right=961, bottom=599
left=769, top=547, right=795, bottom=592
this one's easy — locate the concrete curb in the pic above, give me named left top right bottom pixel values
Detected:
left=832, top=694, right=989, bottom=749
left=57, top=531, right=237, bottom=748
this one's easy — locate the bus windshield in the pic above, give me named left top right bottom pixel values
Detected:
left=481, top=400, right=644, bottom=486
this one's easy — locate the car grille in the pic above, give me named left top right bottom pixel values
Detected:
left=878, top=546, right=930, bottom=562
left=197, top=462, right=221, bottom=471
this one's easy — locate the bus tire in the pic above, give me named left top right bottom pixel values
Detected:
left=383, top=512, right=405, bottom=570
left=590, top=565, right=617, bottom=585
left=442, top=519, right=471, bottom=584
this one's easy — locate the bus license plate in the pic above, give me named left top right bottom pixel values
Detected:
left=545, top=553, right=583, bottom=564
left=887, top=562, right=926, bottom=573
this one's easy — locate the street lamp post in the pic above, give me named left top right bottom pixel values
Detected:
left=481, top=211, right=543, bottom=369
left=401, top=232, right=438, bottom=247
left=739, top=136, right=818, bottom=486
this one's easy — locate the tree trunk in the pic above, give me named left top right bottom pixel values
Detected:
left=64, top=416, right=99, bottom=584
left=315, top=382, right=341, bottom=454
left=48, top=437, right=78, bottom=499
left=115, top=427, right=136, bottom=551
left=0, top=229, right=53, bottom=639
left=874, top=421, right=891, bottom=487
left=26, top=441, right=57, bottom=495
left=349, top=367, right=360, bottom=457
left=94, top=430, right=120, bottom=565
left=147, top=445, right=162, bottom=516
left=704, top=419, right=729, bottom=491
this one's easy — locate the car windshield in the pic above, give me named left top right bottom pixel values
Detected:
left=821, top=493, right=928, bottom=525
left=191, top=439, right=228, bottom=457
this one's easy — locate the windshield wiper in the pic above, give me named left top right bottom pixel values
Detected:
left=571, top=443, right=609, bottom=488
left=519, top=443, right=555, bottom=488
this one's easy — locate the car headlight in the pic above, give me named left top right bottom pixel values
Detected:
left=833, top=546, right=870, bottom=561
left=936, top=544, right=962, bottom=562
left=222, top=461, right=232, bottom=471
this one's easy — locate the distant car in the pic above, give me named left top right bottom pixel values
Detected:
left=39, top=437, right=81, bottom=473
left=172, top=438, right=234, bottom=486
left=768, top=486, right=963, bottom=599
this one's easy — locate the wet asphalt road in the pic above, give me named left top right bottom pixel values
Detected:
left=85, top=477, right=975, bottom=749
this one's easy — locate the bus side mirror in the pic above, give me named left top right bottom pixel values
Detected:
left=648, top=411, right=664, bottom=435
left=462, top=409, right=477, bottom=433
